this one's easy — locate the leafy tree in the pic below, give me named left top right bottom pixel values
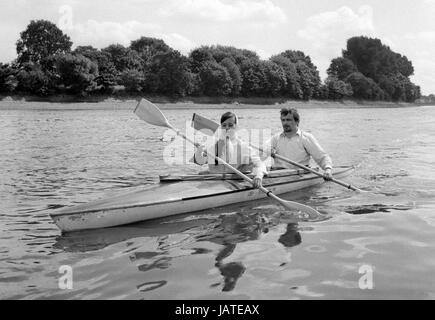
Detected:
left=130, top=37, right=171, bottom=63
left=144, top=50, right=193, bottom=96
left=220, top=58, right=242, bottom=96
left=74, top=46, right=98, bottom=57
left=294, top=62, right=318, bottom=100
left=276, top=50, right=321, bottom=100
left=396, top=55, right=414, bottom=77
left=16, top=20, right=72, bottom=65
left=327, top=57, right=357, bottom=81
left=270, top=55, right=302, bottom=99
left=423, top=94, right=435, bottom=103
left=120, top=69, right=144, bottom=93
left=343, top=37, right=382, bottom=80
left=0, top=63, right=19, bottom=93
left=262, top=61, right=286, bottom=97
left=189, top=47, right=216, bottom=73
left=279, top=50, right=317, bottom=69
left=189, top=45, right=260, bottom=71
left=205, top=45, right=260, bottom=65
left=316, top=84, right=329, bottom=100
left=16, top=63, right=52, bottom=96
left=74, top=46, right=118, bottom=90
left=54, top=53, right=98, bottom=95
left=185, top=72, right=202, bottom=96
left=240, top=59, right=267, bottom=96
left=102, top=44, right=143, bottom=73
left=403, top=80, right=420, bottom=102
left=385, top=73, right=420, bottom=102
left=328, top=36, right=421, bottom=102
left=343, top=36, right=414, bottom=82
left=189, top=46, right=263, bottom=96
left=198, top=60, right=232, bottom=96
left=4, top=76, right=19, bottom=93
left=390, top=74, right=407, bottom=101
left=345, top=72, right=384, bottom=100
left=326, top=77, right=353, bottom=100
left=377, top=75, right=395, bottom=99
left=377, top=73, right=419, bottom=101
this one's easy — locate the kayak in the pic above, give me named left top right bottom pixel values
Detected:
left=50, top=166, right=354, bottom=232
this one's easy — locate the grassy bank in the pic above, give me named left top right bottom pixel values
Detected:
left=1, top=93, right=432, bottom=110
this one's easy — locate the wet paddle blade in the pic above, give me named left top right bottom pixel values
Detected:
left=134, top=99, right=172, bottom=128
left=263, top=187, right=322, bottom=219
left=281, top=200, right=322, bottom=219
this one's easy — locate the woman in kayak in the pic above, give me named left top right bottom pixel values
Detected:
left=193, top=112, right=267, bottom=188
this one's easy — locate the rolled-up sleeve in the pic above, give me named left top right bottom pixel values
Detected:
left=303, top=133, right=332, bottom=170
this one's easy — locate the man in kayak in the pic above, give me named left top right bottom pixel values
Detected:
left=194, top=112, right=267, bottom=188
left=266, top=107, right=333, bottom=181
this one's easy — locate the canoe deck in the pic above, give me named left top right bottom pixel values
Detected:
left=55, top=180, right=243, bottom=216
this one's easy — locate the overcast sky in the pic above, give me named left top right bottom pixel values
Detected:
left=1, top=0, right=434, bottom=94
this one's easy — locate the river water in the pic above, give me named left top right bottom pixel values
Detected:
left=1, top=102, right=435, bottom=300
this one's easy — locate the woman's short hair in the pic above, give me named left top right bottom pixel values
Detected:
left=220, top=111, right=237, bottom=124
left=280, top=107, right=300, bottom=124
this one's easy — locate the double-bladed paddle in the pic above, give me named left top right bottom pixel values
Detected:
left=191, top=113, right=363, bottom=192
left=134, top=98, right=322, bottom=219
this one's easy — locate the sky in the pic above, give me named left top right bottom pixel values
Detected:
left=1, top=0, right=434, bottom=94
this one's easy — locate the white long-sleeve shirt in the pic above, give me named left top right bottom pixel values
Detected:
left=194, top=136, right=267, bottom=179
left=265, top=129, right=332, bottom=171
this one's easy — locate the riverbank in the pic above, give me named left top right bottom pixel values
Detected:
left=1, top=94, right=433, bottom=110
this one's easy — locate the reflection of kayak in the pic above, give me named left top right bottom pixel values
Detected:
left=53, top=216, right=215, bottom=253
left=50, top=166, right=354, bottom=232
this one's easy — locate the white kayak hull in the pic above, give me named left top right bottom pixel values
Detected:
left=50, top=166, right=354, bottom=232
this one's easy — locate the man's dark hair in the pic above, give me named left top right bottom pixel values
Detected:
left=220, top=111, right=237, bottom=124
left=280, top=107, right=300, bottom=124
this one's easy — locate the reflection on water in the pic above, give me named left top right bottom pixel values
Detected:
left=137, top=280, right=167, bottom=293
left=278, top=224, right=302, bottom=248
left=52, top=209, right=304, bottom=294
left=202, top=213, right=302, bottom=292
left=2, top=104, right=435, bottom=299
left=344, top=203, right=415, bottom=215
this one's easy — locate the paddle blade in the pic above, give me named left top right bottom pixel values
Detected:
left=134, top=99, right=171, bottom=128
left=281, top=200, right=321, bottom=219
left=274, top=196, right=322, bottom=219
left=191, top=113, right=219, bottom=136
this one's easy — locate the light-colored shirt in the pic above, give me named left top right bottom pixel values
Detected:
left=265, top=129, right=332, bottom=170
left=194, top=136, right=267, bottom=179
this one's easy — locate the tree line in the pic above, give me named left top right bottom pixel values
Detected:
left=0, top=20, right=422, bottom=102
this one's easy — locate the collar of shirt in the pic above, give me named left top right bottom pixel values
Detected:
left=280, top=129, right=302, bottom=139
